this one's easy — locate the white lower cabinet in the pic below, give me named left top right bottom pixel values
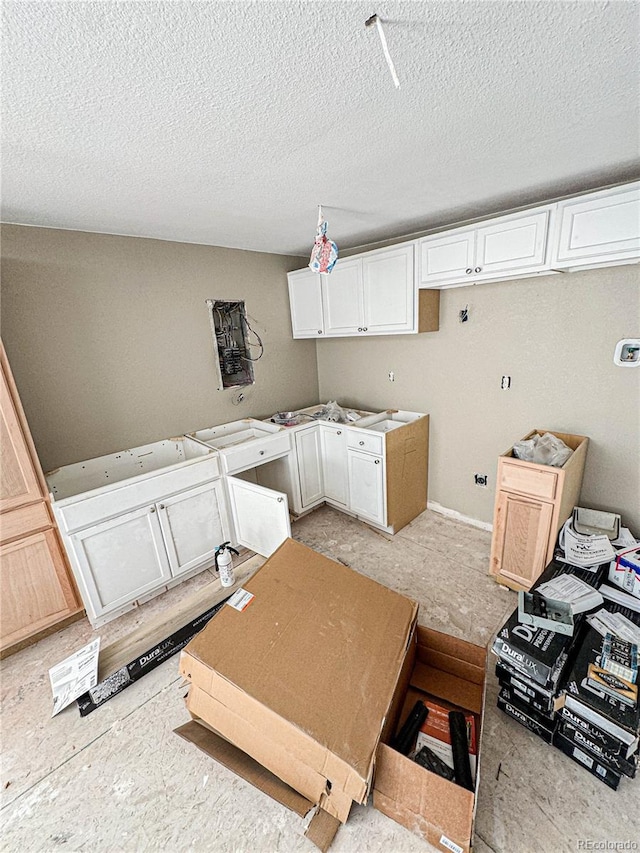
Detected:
left=347, top=448, right=385, bottom=526
left=158, top=479, right=228, bottom=577
left=319, top=424, right=348, bottom=506
left=69, top=505, right=173, bottom=623
left=226, top=476, right=291, bottom=557
left=294, top=426, right=324, bottom=508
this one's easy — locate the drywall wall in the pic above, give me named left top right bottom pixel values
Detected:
left=317, top=267, right=640, bottom=533
left=0, top=225, right=316, bottom=471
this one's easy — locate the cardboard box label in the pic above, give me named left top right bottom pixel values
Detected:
left=440, top=835, right=464, bottom=853
left=227, top=589, right=255, bottom=611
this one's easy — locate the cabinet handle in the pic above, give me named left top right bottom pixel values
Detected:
left=318, top=330, right=323, bottom=334
left=150, top=506, right=156, bottom=513
left=363, top=327, right=368, bottom=331
left=358, top=327, right=363, bottom=332
left=374, top=459, right=380, bottom=464
left=475, top=266, right=482, bottom=273
left=159, top=504, right=165, bottom=510
left=277, top=497, right=284, bottom=503
left=359, top=440, right=365, bottom=446
left=466, top=268, right=473, bottom=274
left=337, top=430, right=342, bottom=435
left=259, top=450, right=265, bottom=455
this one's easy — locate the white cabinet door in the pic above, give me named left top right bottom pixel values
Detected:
left=553, top=183, right=640, bottom=266
left=158, top=480, right=230, bottom=578
left=475, top=209, right=552, bottom=276
left=226, top=476, right=291, bottom=557
left=321, top=258, right=364, bottom=335
left=287, top=268, right=324, bottom=338
left=419, top=228, right=475, bottom=285
left=69, top=505, right=172, bottom=621
left=319, top=424, right=348, bottom=506
left=347, top=449, right=385, bottom=526
left=362, top=244, right=415, bottom=334
left=294, top=426, right=324, bottom=509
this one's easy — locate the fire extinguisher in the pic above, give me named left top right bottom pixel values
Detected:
left=215, top=541, right=240, bottom=588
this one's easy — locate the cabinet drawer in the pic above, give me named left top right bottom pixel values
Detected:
left=0, top=500, right=52, bottom=544
left=499, top=461, right=558, bottom=500
left=222, top=432, right=292, bottom=475
left=347, top=430, right=384, bottom=456
left=56, top=455, right=221, bottom=533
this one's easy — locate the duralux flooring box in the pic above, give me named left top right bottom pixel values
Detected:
left=373, top=626, right=487, bottom=853
left=179, top=538, right=418, bottom=824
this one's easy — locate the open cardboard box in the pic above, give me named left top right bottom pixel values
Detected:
left=178, top=538, right=418, bottom=836
left=374, top=626, right=487, bottom=853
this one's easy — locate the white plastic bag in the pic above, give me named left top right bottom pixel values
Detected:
left=512, top=432, right=572, bottom=467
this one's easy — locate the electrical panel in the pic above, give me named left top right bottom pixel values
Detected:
left=206, top=300, right=263, bottom=390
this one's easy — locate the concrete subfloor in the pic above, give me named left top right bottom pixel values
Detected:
left=1, top=506, right=638, bottom=852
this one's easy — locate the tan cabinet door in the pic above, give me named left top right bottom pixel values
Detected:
left=0, top=361, right=42, bottom=513
left=0, top=529, right=80, bottom=649
left=491, top=492, right=554, bottom=589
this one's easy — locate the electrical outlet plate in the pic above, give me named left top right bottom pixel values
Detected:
left=474, top=474, right=488, bottom=487
left=613, top=338, right=640, bottom=367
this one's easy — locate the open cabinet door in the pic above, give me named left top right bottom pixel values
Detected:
left=226, top=476, right=291, bottom=557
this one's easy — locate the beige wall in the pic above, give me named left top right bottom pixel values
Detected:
left=2, top=224, right=638, bottom=534
left=0, top=225, right=316, bottom=471
left=317, top=267, right=640, bottom=532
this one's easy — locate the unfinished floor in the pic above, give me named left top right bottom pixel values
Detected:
left=1, top=507, right=638, bottom=852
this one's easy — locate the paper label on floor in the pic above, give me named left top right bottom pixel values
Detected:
left=439, top=834, right=463, bottom=853
left=226, top=589, right=255, bottom=611
left=49, top=638, right=100, bottom=716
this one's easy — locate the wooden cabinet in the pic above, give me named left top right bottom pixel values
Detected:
left=288, top=244, right=440, bottom=339
left=0, top=341, right=82, bottom=656
left=552, top=182, right=640, bottom=268
left=419, top=206, right=556, bottom=288
left=489, top=429, right=589, bottom=591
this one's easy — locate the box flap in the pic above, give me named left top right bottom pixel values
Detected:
left=183, top=539, right=418, bottom=783
left=305, top=808, right=342, bottom=852
left=174, top=720, right=314, bottom=818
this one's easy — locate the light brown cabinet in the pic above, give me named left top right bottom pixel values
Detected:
left=489, top=429, right=589, bottom=591
left=0, top=341, right=82, bottom=657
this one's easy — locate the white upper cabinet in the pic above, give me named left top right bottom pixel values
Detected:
left=419, top=205, right=556, bottom=288
left=288, top=243, right=420, bottom=339
left=321, top=258, right=363, bottom=336
left=362, top=244, right=415, bottom=334
left=552, top=182, right=640, bottom=268
left=287, top=267, right=325, bottom=338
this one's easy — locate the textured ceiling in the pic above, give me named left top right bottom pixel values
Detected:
left=2, top=1, right=639, bottom=255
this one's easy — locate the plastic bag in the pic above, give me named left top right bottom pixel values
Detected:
left=308, top=206, right=338, bottom=275
left=512, top=432, right=572, bottom=467
left=323, top=400, right=347, bottom=423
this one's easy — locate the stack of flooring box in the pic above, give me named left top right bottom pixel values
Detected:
left=492, top=558, right=640, bottom=790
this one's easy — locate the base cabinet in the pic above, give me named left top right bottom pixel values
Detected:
left=490, top=429, right=589, bottom=591
left=294, top=426, right=324, bottom=509
left=347, top=449, right=385, bottom=526
left=319, top=424, right=348, bottom=506
left=159, top=480, right=228, bottom=577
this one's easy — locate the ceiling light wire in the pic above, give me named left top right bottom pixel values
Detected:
left=365, top=13, right=401, bottom=89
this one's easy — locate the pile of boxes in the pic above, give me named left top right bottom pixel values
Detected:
left=176, top=538, right=488, bottom=853
left=492, top=545, right=640, bottom=790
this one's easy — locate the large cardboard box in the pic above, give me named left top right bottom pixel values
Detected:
left=373, top=626, right=487, bottom=853
left=179, top=538, right=418, bottom=824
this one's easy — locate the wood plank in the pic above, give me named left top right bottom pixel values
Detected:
left=96, top=553, right=264, bottom=680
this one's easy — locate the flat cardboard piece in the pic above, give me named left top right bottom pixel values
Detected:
left=174, top=720, right=314, bottom=817
left=181, top=538, right=418, bottom=809
left=305, top=808, right=342, bottom=852
left=373, top=626, right=487, bottom=853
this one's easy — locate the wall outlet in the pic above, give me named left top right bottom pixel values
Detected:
left=388, top=371, right=395, bottom=382
left=501, top=375, right=511, bottom=390
left=474, top=474, right=488, bottom=487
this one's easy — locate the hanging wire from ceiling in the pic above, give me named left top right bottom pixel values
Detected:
left=365, top=13, right=401, bottom=89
